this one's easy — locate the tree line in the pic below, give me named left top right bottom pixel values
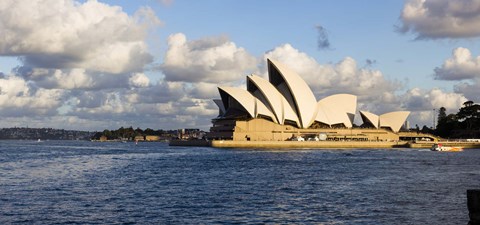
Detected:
left=435, top=101, right=480, bottom=138
left=92, top=126, right=177, bottom=140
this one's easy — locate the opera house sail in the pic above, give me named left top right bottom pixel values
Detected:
left=208, top=58, right=411, bottom=142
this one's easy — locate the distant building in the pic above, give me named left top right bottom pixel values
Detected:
left=145, top=135, right=160, bottom=141
left=134, top=136, right=145, bottom=141
left=178, top=129, right=203, bottom=140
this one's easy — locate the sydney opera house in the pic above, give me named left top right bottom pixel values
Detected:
left=207, top=59, right=414, bottom=142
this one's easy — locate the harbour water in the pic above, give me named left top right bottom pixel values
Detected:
left=1, top=140, right=479, bottom=224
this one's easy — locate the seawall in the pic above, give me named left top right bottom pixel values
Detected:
left=169, top=139, right=210, bottom=147
left=211, top=140, right=409, bottom=149
left=170, top=140, right=410, bottom=149
left=408, top=141, right=480, bottom=149
left=170, top=140, right=480, bottom=149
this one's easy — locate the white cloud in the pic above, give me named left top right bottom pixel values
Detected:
left=0, top=1, right=211, bottom=130
left=399, top=0, right=480, bottom=39
left=0, top=0, right=158, bottom=73
left=434, top=47, right=480, bottom=80
left=188, top=82, right=220, bottom=99
left=432, top=47, right=480, bottom=102
left=134, top=6, right=164, bottom=27
left=72, top=91, right=107, bottom=108
left=0, top=7, right=473, bottom=134
left=129, top=80, right=185, bottom=104
left=15, top=66, right=132, bottom=90
left=263, top=44, right=403, bottom=99
left=403, top=87, right=467, bottom=111
left=129, top=73, right=150, bottom=88
left=72, top=92, right=134, bottom=117
left=428, top=88, right=468, bottom=109
left=0, top=75, right=63, bottom=116
left=394, top=87, right=467, bottom=128
left=52, top=69, right=94, bottom=89
left=161, top=33, right=257, bottom=83
left=454, top=78, right=480, bottom=102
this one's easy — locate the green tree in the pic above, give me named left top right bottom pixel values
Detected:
left=437, top=107, right=447, bottom=127
left=436, top=112, right=458, bottom=138
left=144, top=128, right=155, bottom=135
left=457, top=101, right=480, bottom=131
left=421, top=125, right=434, bottom=134
left=134, top=127, right=143, bottom=136
left=103, top=129, right=113, bottom=139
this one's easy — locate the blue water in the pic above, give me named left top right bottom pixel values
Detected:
left=0, top=140, right=479, bottom=224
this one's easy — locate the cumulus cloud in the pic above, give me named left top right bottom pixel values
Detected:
left=431, top=47, right=480, bottom=102
left=14, top=66, right=135, bottom=90
left=146, top=31, right=262, bottom=128
left=403, top=87, right=467, bottom=111
left=71, top=90, right=107, bottom=109
left=434, top=47, right=480, bottom=80
left=126, top=80, right=185, bottom=104
left=188, top=82, right=221, bottom=99
left=354, top=87, right=467, bottom=129
left=398, top=0, right=480, bottom=39
left=0, top=0, right=471, bottom=132
left=387, top=87, right=468, bottom=128
left=161, top=33, right=257, bottom=83
left=454, top=79, right=480, bottom=102
left=0, top=0, right=173, bottom=130
left=0, top=0, right=158, bottom=74
left=263, top=44, right=403, bottom=99
left=129, top=73, right=150, bottom=88
left=0, top=75, right=64, bottom=117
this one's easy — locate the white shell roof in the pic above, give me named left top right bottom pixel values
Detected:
left=247, top=74, right=299, bottom=126
left=359, top=111, right=379, bottom=129
left=213, top=58, right=410, bottom=132
left=213, top=99, right=226, bottom=116
left=379, top=111, right=410, bottom=133
left=315, top=94, right=356, bottom=128
left=218, top=86, right=275, bottom=121
left=360, top=111, right=409, bottom=132
left=268, top=59, right=317, bottom=128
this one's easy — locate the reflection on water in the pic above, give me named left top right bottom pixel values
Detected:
left=0, top=140, right=479, bottom=224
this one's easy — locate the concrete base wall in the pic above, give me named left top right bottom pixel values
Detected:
left=409, top=141, right=480, bottom=149
left=211, top=140, right=409, bottom=149
left=169, top=139, right=210, bottom=147
left=169, top=139, right=480, bottom=149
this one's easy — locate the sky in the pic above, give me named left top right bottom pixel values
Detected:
left=1, top=0, right=480, bottom=131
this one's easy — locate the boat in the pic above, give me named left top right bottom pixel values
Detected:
left=431, top=143, right=463, bottom=152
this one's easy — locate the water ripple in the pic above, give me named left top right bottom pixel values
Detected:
left=0, top=141, right=478, bottom=224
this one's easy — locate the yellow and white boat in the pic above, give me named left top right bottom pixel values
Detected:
left=431, top=143, right=463, bottom=152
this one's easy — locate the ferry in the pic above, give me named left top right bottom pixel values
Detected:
left=431, top=143, right=463, bottom=152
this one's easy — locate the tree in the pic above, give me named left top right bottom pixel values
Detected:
left=102, top=129, right=113, bottom=139
left=434, top=101, right=480, bottom=138
left=436, top=113, right=458, bottom=138
left=421, top=125, right=434, bottom=134
left=457, top=102, right=480, bottom=130
left=464, top=100, right=474, bottom=108
left=144, top=128, right=155, bottom=135
left=437, top=107, right=447, bottom=127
